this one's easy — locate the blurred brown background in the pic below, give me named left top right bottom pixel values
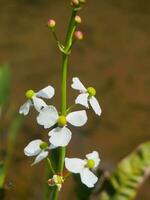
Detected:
left=0, top=0, right=150, bottom=199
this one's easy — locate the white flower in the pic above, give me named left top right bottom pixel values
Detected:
left=24, top=139, right=54, bottom=165
left=48, top=175, right=64, bottom=191
left=37, top=106, right=87, bottom=147
left=71, top=77, right=102, bottom=116
left=65, top=151, right=100, bottom=188
left=19, top=85, right=55, bottom=115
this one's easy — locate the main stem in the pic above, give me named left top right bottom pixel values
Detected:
left=50, top=9, right=77, bottom=200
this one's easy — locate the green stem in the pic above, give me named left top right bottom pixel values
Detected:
left=51, top=187, right=59, bottom=200
left=58, top=8, right=77, bottom=173
left=47, top=158, right=56, bottom=175
left=50, top=8, right=77, bottom=200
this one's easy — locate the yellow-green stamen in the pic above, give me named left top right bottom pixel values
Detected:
left=25, top=89, right=35, bottom=99
left=57, top=115, right=67, bottom=126
left=86, top=159, right=95, bottom=169
left=40, top=142, right=48, bottom=150
left=87, top=87, right=96, bottom=96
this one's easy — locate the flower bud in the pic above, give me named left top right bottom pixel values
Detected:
left=79, top=0, right=86, bottom=3
left=74, top=31, right=83, bottom=40
left=75, top=15, right=82, bottom=24
left=71, top=0, right=80, bottom=6
left=47, top=19, right=56, bottom=29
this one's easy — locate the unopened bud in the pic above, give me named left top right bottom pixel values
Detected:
left=79, top=0, right=86, bottom=3
left=75, top=15, right=82, bottom=24
left=47, top=19, right=56, bottom=29
left=74, top=31, right=83, bottom=40
left=71, top=0, right=80, bottom=6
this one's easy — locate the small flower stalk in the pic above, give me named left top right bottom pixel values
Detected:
left=19, top=1, right=102, bottom=199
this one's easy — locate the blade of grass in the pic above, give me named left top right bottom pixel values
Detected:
left=4, top=115, right=24, bottom=176
left=0, top=64, right=11, bottom=112
left=0, top=115, right=23, bottom=199
left=0, top=163, right=5, bottom=188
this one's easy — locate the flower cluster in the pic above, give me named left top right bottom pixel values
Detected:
left=19, top=77, right=101, bottom=189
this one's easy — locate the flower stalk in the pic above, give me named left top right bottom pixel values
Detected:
left=50, top=8, right=78, bottom=200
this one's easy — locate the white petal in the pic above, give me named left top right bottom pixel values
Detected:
left=86, top=151, right=101, bottom=168
left=49, top=127, right=72, bottom=147
left=36, top=85, right=55, bottom=99
left=32, top=151, right=48, bottom=166
left=80, top=168, right=98, bottom=188
left=32, top=97, right=47, bottom=112
left=89, top=96, right=102, bottom=116
left=37, top=106, right=58, bottom=129
left=19, top=100, right=31, bottom=115
left=75, top=93, right=89, bottom=108
left=24, top=139, right=42, bottom=157
left=71, top=77, right=87, bottom=92
left=65, top=158, right=86, bottom=173
left=67, top=110, right=87, bottom=127
left=57, top=184, right=62, bottom=191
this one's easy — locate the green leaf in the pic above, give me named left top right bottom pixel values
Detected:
left=0, top=115, right=23, bottom=190
left=5, top=115, right=24, bottom=171
left=0, top=64, right=11, bottom=110
left=0, top=163, right=5, bottom=188
left=100, top=141, right=150, bottom=200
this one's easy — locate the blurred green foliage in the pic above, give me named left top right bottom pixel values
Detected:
left=0, top=65, right=23, bottom=199
left=0, top=163, right=5, bottom=188
left=0, top=64, right=11, bottom=112
left=100, top=141, right=150, bottom=200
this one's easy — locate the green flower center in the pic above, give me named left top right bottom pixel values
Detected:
left=25, top=89, right=35, bottom=99
left=87, top=87, right=96, bottom=96
left=40, top=142, right=48, bottom=150
left=86, top=159, right=95, bottom=169
left=57, top=116, right=67, bottom=126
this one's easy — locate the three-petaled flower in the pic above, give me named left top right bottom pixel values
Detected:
left=37, top=106, right=87, bottom=147
left=19, top=85, right=55, bottom=115
left=24, top=139, right=54, bottom=165
left=71, top=77, right=102, bottom=116
left=65, top=151, right=100, bottom=188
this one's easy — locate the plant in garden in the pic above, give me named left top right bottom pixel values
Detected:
left=19, top=1, right=101, bottom=199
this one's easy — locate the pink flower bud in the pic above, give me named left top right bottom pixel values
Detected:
left=71, top=0, right=80, bottom=6
left=75, top=15, right=82, bottom=24
left=47, top=19, right=56, bottom=28
left=74, top=31, right=83, bottom=40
